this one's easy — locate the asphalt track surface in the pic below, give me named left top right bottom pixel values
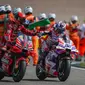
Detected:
left=0, top=65, right=85, bottom=85
left=0, top=0, right=85, bottom=85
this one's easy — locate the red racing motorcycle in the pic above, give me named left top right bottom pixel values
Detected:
left=0, top=33, right=29, bottom=82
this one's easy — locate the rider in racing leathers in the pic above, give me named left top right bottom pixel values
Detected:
left=39, top=21, right=67, bottom=67
left=4, top=14, right=36, bottom=54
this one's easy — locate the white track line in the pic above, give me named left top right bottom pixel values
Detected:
left=72, top=66, right=85, bottom=71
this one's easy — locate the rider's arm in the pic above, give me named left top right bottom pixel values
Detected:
left=20, top=25, right=36, bottom=36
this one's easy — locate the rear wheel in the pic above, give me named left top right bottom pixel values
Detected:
left=58, top=59, right=71, bottom=81
left=36, top=64, right=47, bottom=80
left=36, top=57, right=47, bottom=80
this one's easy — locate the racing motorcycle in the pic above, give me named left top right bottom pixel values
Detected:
left=0, top=33, right=29, bottom=82
left=36, top=37, right=78, bottom=81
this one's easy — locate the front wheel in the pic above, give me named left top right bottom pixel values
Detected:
left=13, top=60, right=26, bottom=82
left=58, top=59, right=71, bottom=81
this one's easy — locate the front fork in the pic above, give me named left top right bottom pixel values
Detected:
left=12, top=55, right=27, bottom=76
left=57, top=55, right=71, bottom=73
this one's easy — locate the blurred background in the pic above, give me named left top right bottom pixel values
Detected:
left=0, top=0, right=85, bottom=23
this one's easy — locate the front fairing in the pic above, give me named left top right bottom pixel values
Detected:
left=56, top=37, right=78, bottom=54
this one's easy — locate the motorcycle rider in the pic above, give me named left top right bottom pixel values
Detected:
left=3, top=14, right=37, bottom=66
left=24, top=6, right=39, bottom=66
left=44, top=21, right=66, bottom=52
left=13, top=7, right=34, bottom=65
left=39, top=21, right=66, bottom=68
left=66, top=15, right=80, bottom=51
left=0, top=13, right=37, bottom=72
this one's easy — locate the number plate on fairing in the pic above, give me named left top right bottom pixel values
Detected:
left=65, top=43, right=71, bottom=49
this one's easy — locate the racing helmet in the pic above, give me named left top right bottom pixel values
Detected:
left=48, top=13, right=56, bottom=21
left=0, top=5, right=6, bottom=14
left=71, top=15, right=78, bottom=23
left=5, top=4, right=12, bottom=13
left=13, top=7, right=22, bottom=14
left=54, top=21, right=66, bottom=34
left=24, top=6, right=33, bottom=14
left=39, top=13, right=47, bottom=20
